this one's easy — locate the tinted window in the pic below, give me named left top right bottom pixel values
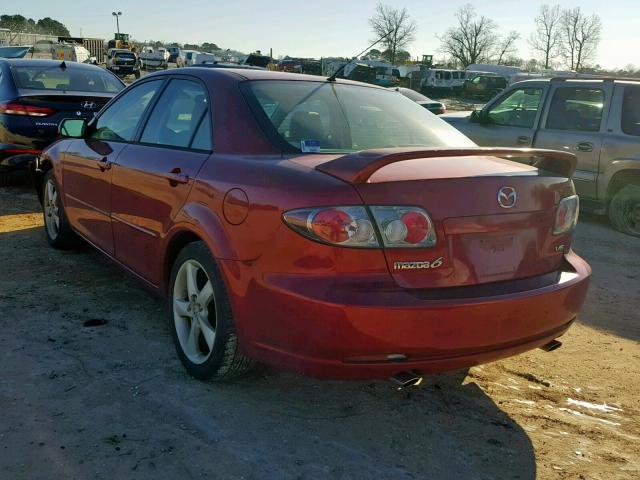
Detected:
left=621, top=86, right=640, bottom=136
left=247, top=81, right=474, bottom=153
left=546, top=87, right=604, bottom=132
left=140, top=79, right=209, bottom=149
left=93, top=80, right=162, bottom=142
left=444, top=71, right=452, bottom=80
left=487, top=88, right=543, bottom=128
left=12, top=65, right=123, bottom=93
left=190, top=114, right=212, bottom=150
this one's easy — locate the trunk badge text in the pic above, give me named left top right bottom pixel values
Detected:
left=497, top=186, right=517, bottom=209
left=394, top=257, right=444, bottom=270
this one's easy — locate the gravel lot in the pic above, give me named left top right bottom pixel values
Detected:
left=0, top=184, right=638, bottom=480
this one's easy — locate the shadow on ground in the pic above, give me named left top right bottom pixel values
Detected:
left=572, top=213, right=640, bottom=342
left=0, top=187, right=536, bottom=479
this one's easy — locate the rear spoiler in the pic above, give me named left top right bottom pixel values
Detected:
left=315, top=147, right=577, bottom=184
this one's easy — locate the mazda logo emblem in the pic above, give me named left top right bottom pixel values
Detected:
left=81, top=101, right=96, bottom=110
left=497, top=186, right=517, bottom=209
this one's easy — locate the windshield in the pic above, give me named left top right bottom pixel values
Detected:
left=12, top=65, right=123, bottom=93
left=246, top=81, right=473, bottom=153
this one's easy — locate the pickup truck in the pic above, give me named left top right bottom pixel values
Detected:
left=442, top=77, right=640, bottom=236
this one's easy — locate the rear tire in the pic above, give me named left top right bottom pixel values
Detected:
left=42, top=170, right=81, bottom=249
left=0, top=171, right=11, bottom=187
left=168, top=241, right=254, bottom=381
left=609, top=184, right=640, bottom=237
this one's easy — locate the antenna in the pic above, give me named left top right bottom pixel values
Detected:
left=327, top=31, right=392, bottom=82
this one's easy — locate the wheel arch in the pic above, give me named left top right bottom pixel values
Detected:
left=607, top=168, right=640, bottom=202
left=163, top=203, right=240, bottom=294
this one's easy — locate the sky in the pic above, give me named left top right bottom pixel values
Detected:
left=9, top=0, right=640, bottom=69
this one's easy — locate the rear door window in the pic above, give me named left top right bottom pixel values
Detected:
left=621, top=85, right=640, bottom=136
left=487, top=88, right=543, bottom=128
left=140, top=79, right=210, bottom=149
left=546, top=87, right=605, bottom=132
left=92, top=80, right=162, bottom=142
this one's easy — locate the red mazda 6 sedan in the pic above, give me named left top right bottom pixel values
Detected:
left=36, top=68, right=591, bottom=382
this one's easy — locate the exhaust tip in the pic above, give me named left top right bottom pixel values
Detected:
left=391, top=370, right=423, bottom=388
left=539, top=339, right=562, bottom=352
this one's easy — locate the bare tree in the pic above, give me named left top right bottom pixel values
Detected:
left=369, top=4, right=417, bottom=65
left=529, top=4, right=562, bottom=69
left=560, top=7, right=602, bottom=71
left=439, top=4, right=498, bottom=67
left=495, top=31, right=520, bottom=65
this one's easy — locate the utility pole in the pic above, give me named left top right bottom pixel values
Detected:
left=112, top=11, right=122, bottom=36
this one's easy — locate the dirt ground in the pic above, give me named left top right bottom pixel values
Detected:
left=0, top=184, right=638, bottom=480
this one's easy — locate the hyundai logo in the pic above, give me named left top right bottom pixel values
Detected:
left=81, top=101, right=96, bottom=110
left=497, top=186, right=517, bottom=209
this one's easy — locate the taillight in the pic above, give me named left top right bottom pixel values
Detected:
left=283, top=207, right=377, bottom=247
left=283, top=206, right=437, bottom=248
left=370, top=206, right=437, bottom=248
left=0, top=101, right=54, bottom=117
left=553, top=195, right=579, bottom=235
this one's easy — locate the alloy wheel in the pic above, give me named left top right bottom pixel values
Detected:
left=44, top=178, right=60, bottom=239
left=173, top=260, right=217, bottom=365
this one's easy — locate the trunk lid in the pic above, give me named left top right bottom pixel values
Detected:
left=17, top=91, right=113, bottom=148
left=308, top=148, right=577, bottom=290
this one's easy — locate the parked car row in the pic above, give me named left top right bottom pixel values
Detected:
left=20, top=64, right=592, bottom=384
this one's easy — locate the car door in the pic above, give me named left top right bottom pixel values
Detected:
left=534, top=82, right=613, bottom=199
left=62, top=79, right=164, bottom=255
left=469, top=86, right=545, bottom=147
left=110, top=77, right=212, bottom=286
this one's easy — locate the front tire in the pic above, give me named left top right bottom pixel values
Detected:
left=169, top=241, right=254, bottom=381
left=609, top=184, right=640, bottom=237
left=42, top=170, right=81, bottom=248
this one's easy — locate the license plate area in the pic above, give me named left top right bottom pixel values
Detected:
left=463, top=233, right=523, bottom=279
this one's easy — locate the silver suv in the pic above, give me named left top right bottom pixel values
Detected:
left=442, top=77, right=640, bottom=236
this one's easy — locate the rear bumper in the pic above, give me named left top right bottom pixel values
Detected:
left=225, top=251, right=591, bottom=379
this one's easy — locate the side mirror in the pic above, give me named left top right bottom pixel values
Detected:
left=59, top=118, right=87, bottom=138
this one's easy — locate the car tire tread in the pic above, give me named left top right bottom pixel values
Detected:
left=169, top=241, right=255, bottom=381
left=609, top=184, right=640, bottom=237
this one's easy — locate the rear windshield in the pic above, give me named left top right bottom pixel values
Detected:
left=115, top=52, right=135, bottom=59
left=246, top=81, right=473, bottom=153
left=396, top=88, right=428, bottom=102
left=12, top=65, right=123, bottom=93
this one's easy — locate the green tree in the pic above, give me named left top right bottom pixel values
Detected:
left=36, top=17, right=69, bottom=36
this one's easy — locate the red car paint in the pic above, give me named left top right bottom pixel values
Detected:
left=39, top=69, right=591, bottom=379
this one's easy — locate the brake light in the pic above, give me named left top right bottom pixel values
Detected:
left=370, top=206, right=437, bottom=247
left=553, top=195, right=579, bottom=235
left=0, top=101, right=54, bottom=117
left=282, top=206, right=436, bottom=248
left=283, top=207, right=377, bottom=247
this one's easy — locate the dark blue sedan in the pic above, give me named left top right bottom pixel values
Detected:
left=0, top=59, right=124, bottom=186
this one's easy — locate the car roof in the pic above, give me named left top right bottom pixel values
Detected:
left=0, top=58, right=103, bottom=71
left=147, top=67, right=390, bottom=89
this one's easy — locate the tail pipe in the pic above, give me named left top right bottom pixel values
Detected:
left=539, top=339, right=562, bottom=352
left=390, top=371, right=423, bottom=388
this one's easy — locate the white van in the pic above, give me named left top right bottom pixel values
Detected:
left=52, top=44, right=94, bottom=64
left=180, top=50, right=201, bottom=67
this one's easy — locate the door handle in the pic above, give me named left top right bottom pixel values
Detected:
left=517, top=135, right=530, bottom=145
left=97, top=157, right=112, bottom=171
left=165, top=168, right=189, bottom=185
left=576, top=142, right=594, bottom=152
